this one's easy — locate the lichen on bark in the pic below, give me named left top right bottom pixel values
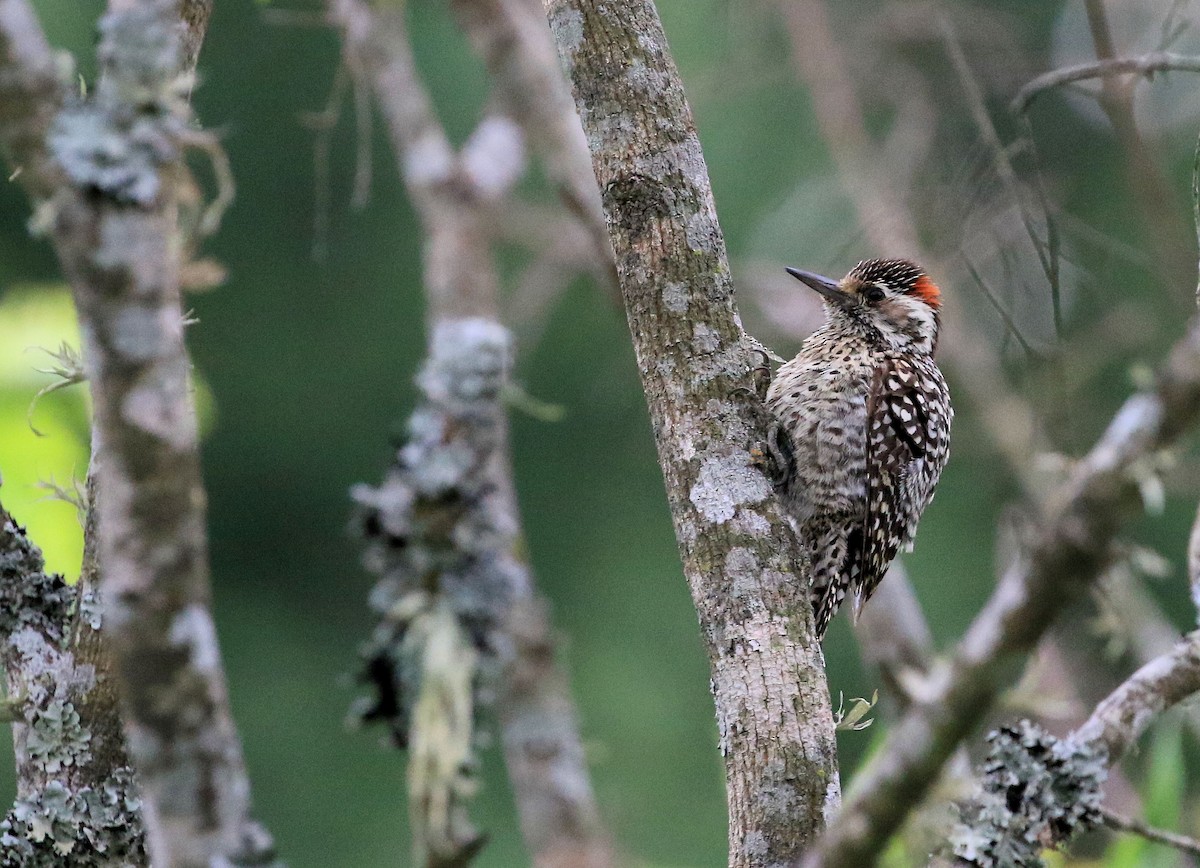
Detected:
left=0, top=504, right=146, bottom=865
left=545, top=1, right=840, bottom=863
left=36, top=2, right=276, bottom=863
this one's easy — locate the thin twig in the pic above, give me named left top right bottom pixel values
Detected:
left=1012, top=52, right=1200, bottom=114
left=305, top=57, right=351, bottom=261
left=260, top=7, right=329, bottom=28
left=940, top=15, right=1062, bottom=333
left=1101, top=807, right=1200, bottom=857
left=961, top=253, right=1038, bottom=359
left=1193, top=127, right=1200, bottom=307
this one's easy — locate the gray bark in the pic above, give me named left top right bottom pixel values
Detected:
left=329, top=2, right=612, bottom=864
left=0, top=1, right=277, bottom=864
left=544, top=2, right=841, bottom=864
left=1072, top=631, right=1200, bottom=760
left=0, top=492, right=145, bottom=864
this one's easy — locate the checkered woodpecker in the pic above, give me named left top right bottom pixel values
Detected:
left=766, top=259, right=952, bottom=639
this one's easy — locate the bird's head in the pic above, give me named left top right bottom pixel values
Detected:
left=787, top=258, right=942, bottom=353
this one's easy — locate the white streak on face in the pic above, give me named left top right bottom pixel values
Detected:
left=872, top=295, right=938, bottom=353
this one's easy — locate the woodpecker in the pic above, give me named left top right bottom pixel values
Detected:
left=766, top=259, right=952, bottom=639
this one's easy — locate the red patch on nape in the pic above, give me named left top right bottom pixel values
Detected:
left=911, top=274, right=942, bottom=308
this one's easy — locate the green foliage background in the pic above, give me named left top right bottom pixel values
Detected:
left=2, top=0, right=1200, bottom=864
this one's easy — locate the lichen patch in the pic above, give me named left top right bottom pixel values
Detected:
left=689, top=452, right=771, bottom=524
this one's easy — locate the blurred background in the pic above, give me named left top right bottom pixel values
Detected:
left=3, top=0, right=1200, bottom=864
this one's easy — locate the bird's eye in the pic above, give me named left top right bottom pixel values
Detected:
left=863, top=286, right=886, bottom=303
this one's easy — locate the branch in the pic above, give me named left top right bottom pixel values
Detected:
left=449, top=0, right=614, bottom=289
left=1076, top=0, right=1195, bottom=300
left=546, top=2, right=840, bottom=863
left=105, top=0, right=212, bottom=73
left=952, top=633, right=1200, bottom=863
left=0, top=0, right=66, bottom=200
left=1101, top=807, right=1200, bottom=857
left=1072, top=631, right=1200, bottom=760
left=1012, top=52, right=1200, bottom=114
left=330, top=2, right=612, bottom=864
left=808, top=317, right=1200, bottom=867
left=498, top=598, right=613, bottom=868
left=176, top=0, right=213, bottom=72
left=0, top=493, right=145, bottom=862
left=14, top=2, right=276, bottom=863
left=1189, top=502, right=1200, bottom=619
left=852, top=565, right=934, bottom=714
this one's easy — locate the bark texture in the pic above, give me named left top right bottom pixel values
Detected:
left=545, top=2, right=840, bottom=863
left=330, top=2, right=612, bottom=864
left=0, top=497, right=145, bottom=865
left=1073, top=631, right=1200, bottom=760
left=2, top=1, right=277, bottom=864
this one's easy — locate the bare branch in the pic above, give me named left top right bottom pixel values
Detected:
left=1101, top=807, right=1200, bottom=857
left=1073, top=631, right=1200, bottom=761
left=1012, top=52, right=1200, bottom=114
left=809, top=317, right=1200, bottom=867
left=449, top=0, right=615, bottom=289
left=329, top=0, right=498, bottom=320
left=852, top=565, right=934, bottom=714
left=175, top=0, right=212, bottom=74
left=1189, top=504, right=1200, bottom=619
left=0, top=0, right=66, bottom=200
left=547, top=2, right=841, bottom=862
left=499, top=598, right=614, bottom=868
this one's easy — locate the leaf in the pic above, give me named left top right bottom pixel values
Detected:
left=835, top=690, right=878, bottom=732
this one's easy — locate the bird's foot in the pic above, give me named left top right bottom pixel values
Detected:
left=752, top=419, right=794, bottom=490
left=748, top=345, right=774, bottom=401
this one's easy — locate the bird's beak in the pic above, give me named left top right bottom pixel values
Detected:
left=786, top=267, right=855, bottom=309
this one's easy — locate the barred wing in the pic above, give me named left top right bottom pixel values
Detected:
left=852, top=355, right=951, bottom=619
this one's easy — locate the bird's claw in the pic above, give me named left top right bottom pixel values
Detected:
left=749, top=346, right=773, bottom=401
left=752, top=420, right=794, bottom=490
